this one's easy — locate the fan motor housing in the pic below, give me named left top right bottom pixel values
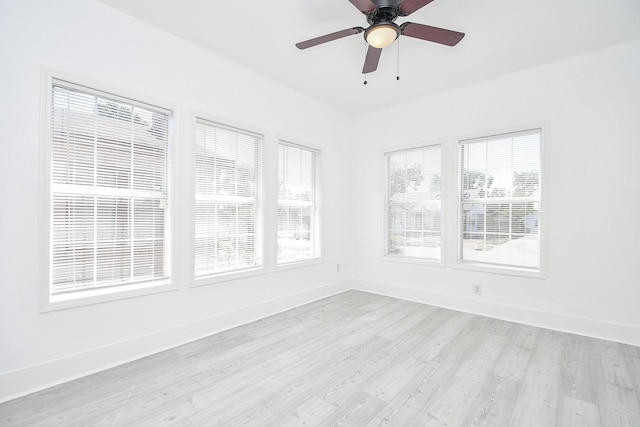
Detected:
left=367, top=7, right=399, bottom=25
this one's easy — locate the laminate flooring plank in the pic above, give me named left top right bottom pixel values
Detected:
left=46, top=314, right=316, bottom=424
left=417, top=326, right=510, bottom=426
left=596, top=352, right=640, bottom=426
left=215, top=300, right=415, bottom=395
left=178, top=377, right=283, bottom=425
left=465, top=376, right=523, bottom=427
left=459, top=322, right=539, bottom=427
left=0, top=350, right=181, bottom=426
left=366, top=313, right=496, bottom=426
left=65, top=383, right=229, bottom=427
left=135, top=310, right=386, bottom=424
left=490, top=322, right=539, bottom=382
left=229, top=324, right=384, bottom=399
left=312, top=291, right=388, bottom=323
left=364, top=355, right=428, bottom=402
left=317, top=391, right=386, bottom=427
left=217, top=324, right=378, bottom=394
left=46, top=317, right=329, bottom=425
left=317, top=331, right=431, bottom=406
left=508, top=329, right=564, bottom=426
left=333, top=298, right=420, bottom=335
left=20, top=315, right=325, bottom=425
left=172, top=290, right=370, bottom=358
left=276, top=396, right=337, bottom=426
left=556, top=395, right=601, bottom=427
left=258, top=334, right=393, bottom=418
left=376, top=303, right=444, bottom=340
left=621, top=344, right=640, bottom=404
left=560, top=333, right=600, bottom=404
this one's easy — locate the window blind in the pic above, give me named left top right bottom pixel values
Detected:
left=194, top=119, right=262, bottom=277
left=385, top=145, right=442, bottom=261
left=277, top=142, right=319, bottom=264
left=459, top=129, right=541, bottom=269
left=50, top=79, right=170, bottom=296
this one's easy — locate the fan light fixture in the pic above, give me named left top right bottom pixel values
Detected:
left=295, top=0, right=466, bottom=75
left=365, top=23, right=399, bottom=48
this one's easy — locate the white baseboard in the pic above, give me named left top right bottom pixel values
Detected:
left=352, top=279, right=640, bottom=347
left=0, top=280, right=351, bottom=404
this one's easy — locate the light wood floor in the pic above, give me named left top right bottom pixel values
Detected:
left=1, top=290, right=639, bottom=426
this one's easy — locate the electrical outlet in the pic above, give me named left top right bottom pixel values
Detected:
left=473, top=284, right=482, bottom=295
left=337, top=264, right=340, bottom=272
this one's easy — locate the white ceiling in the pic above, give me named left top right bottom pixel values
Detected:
left=96, top=0, right=640, bottom=115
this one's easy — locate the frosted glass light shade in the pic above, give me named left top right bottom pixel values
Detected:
left=366, top=24, right=399, bottom=48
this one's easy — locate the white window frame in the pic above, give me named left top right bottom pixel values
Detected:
left=38, top=70, right=177, bottom=312
left=382, top=141, right=445, bottom=267
left=191, top=117, right=266, bottom=286
left=454, top=127, right=547, bottom=278
left=276, top=140, right=321, bottom=269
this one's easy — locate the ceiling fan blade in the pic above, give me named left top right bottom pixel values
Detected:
left=398, top=0, right=435, bottom=16
left=400, top=22, right=465, bottom=46
left=296, top=27, right=365, bottom=49
left=362, top=45, right=382, bottom=74
left=348, top=0, right=376, bottom=14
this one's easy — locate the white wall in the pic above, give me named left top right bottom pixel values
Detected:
left=0, top=0, right=354, bottom=401
left=352, top=40, right=640, bottom=344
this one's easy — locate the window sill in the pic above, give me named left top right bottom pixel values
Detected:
left=40, top=279, right=177, bottom=313
left=276, top=257, right=322, bottom=272
left=382, top=255, right=444, bottom=268
left=453, top=261, right=546, bottom=279
left=191, top=265, right=268, bottom=287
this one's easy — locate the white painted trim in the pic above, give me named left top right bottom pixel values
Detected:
left=188, top=113, right=268, bottom=287
left=453, top=124, right=549, bottom=278
left=0, top=279, right=351, bottom=404
left=275, top=138, right=323, bottom=266
left=38, top=68, right=182, bottom=312
left=380, top=138, right=447, bottom=266
left=352, top=278, right=640, bottom=347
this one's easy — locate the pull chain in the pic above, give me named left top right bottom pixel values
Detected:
left=396, top=37, right=401, bottom=81
left=364, top=42, right=369, bottom=85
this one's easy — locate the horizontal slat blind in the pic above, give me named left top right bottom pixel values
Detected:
left=277, top=142, right=319, bottom=264
left=385, top=145, right=442, bottom=261
left=459, top=129, right=541, bottom=268
left=194, top=119, right=262, bottom=277
left=50, top=79, right=170, bottom=296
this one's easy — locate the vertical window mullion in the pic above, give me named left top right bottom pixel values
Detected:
left=92, top=97, right=98, bottom=287
left=129, top=107, right=134, bottom=282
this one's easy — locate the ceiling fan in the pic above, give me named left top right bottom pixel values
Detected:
left=295, top=0, right=465, bottom=74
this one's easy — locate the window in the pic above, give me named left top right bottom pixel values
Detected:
left=194, top=119, right=262, bottom=278
left=48, top=79, right=171, bottom=303
left=277, top=142, right=320, bottom=265
left=458, top=129, right=542, bottom=272
left=385, top=144, right=442, bottom=262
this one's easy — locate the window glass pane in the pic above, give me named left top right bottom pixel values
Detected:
left=194, top=120, right=262, bottom=277
left=385, top=144, right=441, bottom=261
left=459, top=129, right=541, bottom=269
left=277, top=142, right=319, bottom=264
